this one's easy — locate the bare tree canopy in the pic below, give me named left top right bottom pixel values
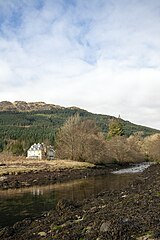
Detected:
left=56, top=114, right=111, bottom=163
left=56, top=115, right=159, bottom=164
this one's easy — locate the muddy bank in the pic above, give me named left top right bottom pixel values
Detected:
left=0, top=165, right=118, bottom=189
left=0, top=164, right=160, bottom=240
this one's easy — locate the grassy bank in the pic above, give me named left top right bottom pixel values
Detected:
left=0, top=154, right=95, bottom=177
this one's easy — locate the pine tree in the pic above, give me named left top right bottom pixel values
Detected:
left=107, top=118, right=124, bottom=138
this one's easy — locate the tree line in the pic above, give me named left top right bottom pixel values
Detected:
left=0, top=112, right=160, bottom=163
left=55, top=114, right=160, bottom=164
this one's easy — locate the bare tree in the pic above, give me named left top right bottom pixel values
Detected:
left=106, top=136, right=144, bottom=164
left=56, top=114, right=81, bottom=160
left=56, top=115, right=111, bottom=163
left=56, top=114, right=146, bottom=164
left=143, top=134, right=160, bottom=162
left=79, top=132, right=111, bottom=164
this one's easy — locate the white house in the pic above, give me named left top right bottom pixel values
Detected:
left=27, top=143, right=55, bottom=160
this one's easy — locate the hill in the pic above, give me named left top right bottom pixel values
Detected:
left=0, top=101, right=66, bottom=112
left=0, top=101, right=159, bottom=153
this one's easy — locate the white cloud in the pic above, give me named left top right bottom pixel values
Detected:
left=0, top=0, right=160, bottom=129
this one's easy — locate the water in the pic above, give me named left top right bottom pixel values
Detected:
left=112, top=162, right=152, bottom=174
left=0, top=163, right=151, bottom=228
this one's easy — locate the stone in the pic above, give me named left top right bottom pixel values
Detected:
left=0, top=176, right=7, bottom=181
left=100, top=221, right=111, bottom=232
left=38, top=231, right=47, bottom=237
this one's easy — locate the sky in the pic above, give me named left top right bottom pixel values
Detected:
left=0, top=0, right=160, bottom=129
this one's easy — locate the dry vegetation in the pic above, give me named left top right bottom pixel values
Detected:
left=142, top=133, right=160, bottom=162
left=56, top=115, right=160, bottom=164
left=0, top=154, right=94, bottom=177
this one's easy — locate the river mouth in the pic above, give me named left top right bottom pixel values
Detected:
left=0, top=162, right=151, bottom=228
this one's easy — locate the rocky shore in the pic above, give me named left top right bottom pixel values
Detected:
left=0, top=166, right=117, bottom=189
left=0, top=163, right=159, bottom=240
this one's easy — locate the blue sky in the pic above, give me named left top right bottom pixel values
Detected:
left=0, top=0, right=160, bottom=129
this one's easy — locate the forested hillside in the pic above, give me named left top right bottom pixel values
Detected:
left=0, top=101, right=159, bottom=154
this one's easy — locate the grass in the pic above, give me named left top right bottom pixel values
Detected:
left=0, top=154, right=95, bottom=176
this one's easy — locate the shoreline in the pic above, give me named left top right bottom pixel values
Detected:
left=0, top=156, right=134, bottom=190
left=0, top=163, right=159, bottom=239
left=0, top=163, right=121, bottom=190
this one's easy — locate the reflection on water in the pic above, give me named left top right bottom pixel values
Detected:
left=0, top=172, right=138, bottom=227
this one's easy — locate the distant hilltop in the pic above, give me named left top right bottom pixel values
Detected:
left=0, top=101, right=81, bottom=112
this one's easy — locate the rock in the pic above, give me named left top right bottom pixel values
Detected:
left=38, top=231, right=47, bottom=237
left=0, top=176, right=7, bottom=181
left=85, top=226, right=92, bottom=233
left=154, top=231, right=160, bottom=239
left=0, top=226, right=15, bottom=238
left=56, top=199, right=77, bottom=211
left=121, top=194, right=127, bottom=198
left=135, top=231, right=154, bottom=240
left=100, top=221, right=111, bottom=232
left=0, top=101, right=65, bottom=112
